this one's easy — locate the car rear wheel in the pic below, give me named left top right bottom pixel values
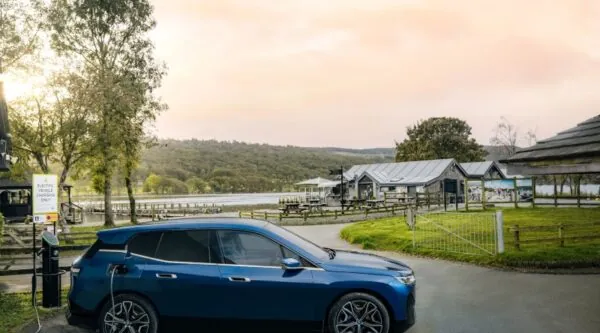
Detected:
left=328, top=292, right=391, bottom=333
left=98, top=294, right=158, bottom=333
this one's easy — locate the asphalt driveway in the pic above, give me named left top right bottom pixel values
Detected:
left=18, top=223, right=600, bottom=333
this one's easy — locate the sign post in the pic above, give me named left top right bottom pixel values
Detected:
left=31, top=174, right=59, bottom=306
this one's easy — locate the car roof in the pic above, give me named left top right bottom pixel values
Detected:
left=96, top=217, right=272, bottom=244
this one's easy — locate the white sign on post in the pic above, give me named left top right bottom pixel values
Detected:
left=32, top=174, right=59, bottom=224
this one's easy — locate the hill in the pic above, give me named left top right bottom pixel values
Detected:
left=135, top=139, right=394, bottom=193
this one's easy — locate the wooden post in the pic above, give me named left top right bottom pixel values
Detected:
left=365, top=208, right=369, bottom=218
left=425, top=188, right=430, bottom=210
left=415, top=193, right=420, bottom=209
left=576, top=176, right=581, bottom=208
left=238, top=211, right=242, bottom=218
left=303, top=211, right=308, bottom=221
left=558, top=224, right=564, bottom=247
left=481, top=179, right=486, bottom=210
left=264, top=212, right=268, bottom=220
left=553, top=175, right=558, bottom=207
left=531, top=176, right=537, bottom=208
left=513, top=225, right=520, bottom=250
left=464, top=179, right=469, bottom=211
left=513, top=177, right=518, bottom=208
left=334, top=210, right=338, bottom=219
left=251, top=211, right=254, bottom=219
left=455, top=179, right=460, bottom=211
left=279, top=213, right=282, bottom=222
left=151, top=204, right=155, bottom=221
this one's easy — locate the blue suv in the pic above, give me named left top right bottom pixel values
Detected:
left=67, top=218, right=416, bottom=333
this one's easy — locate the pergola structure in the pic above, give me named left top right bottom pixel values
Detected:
left=501, top=114, right=600, bottom=207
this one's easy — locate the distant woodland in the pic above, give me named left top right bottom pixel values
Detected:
left=97, top=140, right=396, bottom=194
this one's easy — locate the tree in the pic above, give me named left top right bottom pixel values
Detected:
left=49, top=0, right=164, bottom=227
left=490, top=116, right=519, bottom=157
left=0, top=0, right=43, bottom=75
left=186, top=177, right=209, bottom=194
left=8, top=96, right=57, bottom=173
left=395, top=117, right=486, bottom=162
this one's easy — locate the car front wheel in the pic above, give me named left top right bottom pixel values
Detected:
left=98, top=294, right=159, bottom=333
left=328, top=292, right=391, bottom=333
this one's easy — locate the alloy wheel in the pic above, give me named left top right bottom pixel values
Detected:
left=103, top=300, right=151, bottom=333
left=335, top=300, right=384, bottom=333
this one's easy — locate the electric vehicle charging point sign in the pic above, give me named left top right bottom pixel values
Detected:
left=32, top=174, right=59, bottom=224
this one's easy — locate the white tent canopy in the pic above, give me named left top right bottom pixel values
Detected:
left=295, top=177, right=337, bottom=187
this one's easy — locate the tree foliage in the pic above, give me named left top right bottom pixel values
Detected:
left=395, top=117, right=486, bottom=162
left=48, top=0, right=165, bottom=226
left=0, top=0, right=43, bottom=74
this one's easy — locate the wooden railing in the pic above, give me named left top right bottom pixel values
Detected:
left=509, top=222, right=600, bottom=250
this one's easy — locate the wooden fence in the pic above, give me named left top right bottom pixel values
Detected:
left=85, top=202, right=224, bottom=218
left=240, top=204, right=408, bottom=222
left=509, top=222, right=600, bottom=250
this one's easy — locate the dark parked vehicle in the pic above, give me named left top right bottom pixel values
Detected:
left=67, top=218, right=416, bottom=333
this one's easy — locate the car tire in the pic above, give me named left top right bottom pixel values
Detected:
left=328, top=292, right=391, bottom=333
left=97, top=294, right=159, bottom=333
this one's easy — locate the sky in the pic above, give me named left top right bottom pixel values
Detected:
left=41, top=0, right=600, bottom=148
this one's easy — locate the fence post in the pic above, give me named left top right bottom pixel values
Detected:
left=531, top=176, right=537, bottom=208
left=365, top=208, right=369, bottom=218
left=238, top=211, right=242, bottom=218
left=576, top=176, right=581, bottom=208
left=303, top=212, right=308, bottom=222
left=464, top=179, right=469, bottom=211
left=334, top=210, right=338, bottom=219
left=391, top=206, right=395, bottom=215
left=558, top=224, right=564, bottom=247
left=151, top=204, right=155, bottom=221
left=513, top=224, right=520, bottom=250
left=481, top=179, right=486, bottom=210
left=251, top=211, right=254, bottom=219
left=495, top=211, right=504, bottom=254
left=264, top=212, right=268, bottom=220
left=553, top=176, right=558, bottom=207
left=513, top=177, right=518, bottom=208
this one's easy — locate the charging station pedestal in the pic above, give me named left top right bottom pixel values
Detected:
left=41, top=231, right=61, bottom=308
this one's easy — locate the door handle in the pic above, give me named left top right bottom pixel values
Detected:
left=155, top=273, right=177, bottom=279
left=228, top=276, right=251, bottom=283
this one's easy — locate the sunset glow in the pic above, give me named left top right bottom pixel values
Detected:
left=148, top=0, right=600, bottom=147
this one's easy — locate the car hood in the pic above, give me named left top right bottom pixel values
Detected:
left=320, top=249, right=413, bottom=276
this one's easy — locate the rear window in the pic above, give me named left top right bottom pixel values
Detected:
left=128, top=232, right=162, bottom=257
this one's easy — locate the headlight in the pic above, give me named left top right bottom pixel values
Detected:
left=395, top=273, right=415, bottom=285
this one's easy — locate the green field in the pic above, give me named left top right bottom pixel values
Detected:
left=340, top=208, right=600, bottom=268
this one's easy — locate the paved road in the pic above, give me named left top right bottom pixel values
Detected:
left=15, top=223, right=600, bottom=333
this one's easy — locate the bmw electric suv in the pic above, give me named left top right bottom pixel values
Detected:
left=67, top=218, right=416, bottom=333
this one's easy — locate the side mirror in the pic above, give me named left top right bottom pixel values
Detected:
left=281, top=258, right=303, bottom=271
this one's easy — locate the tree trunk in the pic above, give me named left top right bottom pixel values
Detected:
left=125, top=174, right=137, bottom=224
left=104, top=176, right=114, bottom=227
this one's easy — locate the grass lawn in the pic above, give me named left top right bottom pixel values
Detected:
left=0, top=289, right=68, bottom=333
left=340, top=207, right=600, bottom=268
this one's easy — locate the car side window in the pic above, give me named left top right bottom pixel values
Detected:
left=155, top=230, right=212, bottom=263
left=218, top=230, right=284, bottom=267
left=128, top=232, right=162, bottom=257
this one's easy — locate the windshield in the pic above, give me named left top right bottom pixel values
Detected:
left=265, top=223, right=329, bottom=259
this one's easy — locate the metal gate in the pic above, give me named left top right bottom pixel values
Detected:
left=411, top=210, right=503, bottom=256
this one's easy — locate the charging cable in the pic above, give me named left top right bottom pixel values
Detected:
left=31, top=269, right=68, bottom=333
left=110, top=264, right=119, bottom=324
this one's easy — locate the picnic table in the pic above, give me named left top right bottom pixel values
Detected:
left=302, top=202, right=326, bottom=213
left=279, top=203, right=306, bottom=215
left=365, top=199, right=385, bottom=209
left=347, top=198, right=366, bottom=210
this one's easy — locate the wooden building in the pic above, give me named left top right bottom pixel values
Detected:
left=501, top=115, right=600, bottom=175
left=343, top=159, right=469, bottom=200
